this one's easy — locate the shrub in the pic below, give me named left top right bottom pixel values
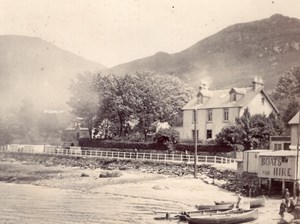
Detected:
left=153, top=128, right=180, bottom=144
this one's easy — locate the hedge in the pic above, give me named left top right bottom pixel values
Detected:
left=79, top=139, right=231, bottom=155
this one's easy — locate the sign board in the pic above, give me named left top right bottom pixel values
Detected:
left=258, top=156, right=296, bottom=180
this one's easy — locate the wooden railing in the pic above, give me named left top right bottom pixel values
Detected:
left=0, top=145, right=236, bottom=165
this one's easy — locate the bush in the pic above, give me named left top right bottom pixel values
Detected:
left=79, top=139, right=168, bottom=151
left=153, top=128, right=180, bottom=144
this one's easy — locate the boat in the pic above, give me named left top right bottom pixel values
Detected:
left=214, top=196, right=265, bottom=208
left=186, top=209, right=258, bottom=224
left=178, top=209, right=236, bottom=222
left=195, top=203, right=234, bottom=211
left=154, top=208, right=234, bottom=221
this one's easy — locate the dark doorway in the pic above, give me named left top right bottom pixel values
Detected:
left=207, top=130, right=212, bottom=139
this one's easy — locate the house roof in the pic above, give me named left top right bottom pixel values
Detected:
left=183, top=86, right=278, bottom=113
left=230, top=87, right=247, bottom=95
left=289, top=111, right=300, bottom=124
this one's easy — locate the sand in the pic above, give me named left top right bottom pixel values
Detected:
left=0, top=157, right=295, bottom=223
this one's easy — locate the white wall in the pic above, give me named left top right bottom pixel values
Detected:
left=241, top=92, right=274, bottom=116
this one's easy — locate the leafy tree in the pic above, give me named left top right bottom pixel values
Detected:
left=250, top=114, right=276, bottom=149
left=92, top=72, right=194, bottom=141
left=216, top=109, right=282, bottom=151
left=272, top=66, right=300, bottom=130
left=68, top=73, right=100, bottom=136
left=215, top=125, right=244, bottom=151
left=94, top=74, right=136, bottom=137
left=282, top=100, right=300, bottom=131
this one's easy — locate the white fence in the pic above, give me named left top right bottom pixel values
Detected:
left=0, top=145, right=236, bottom=165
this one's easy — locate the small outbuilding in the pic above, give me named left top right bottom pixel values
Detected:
left=242, top=149, right=270, bottom=174
left=258, top=150, right=300, bottom=196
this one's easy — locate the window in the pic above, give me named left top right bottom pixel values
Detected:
left=192, top=130, right=199, bottom=140
left=207, top=109, right=212, bottom=122
left=282, top=157, right=288, bottom=163
left=206, top=130, right=212, bottom=139
left=274, top=143, right=282, bottom=151
left=223, top=108, right=229, bottom=121
left=261, top=97, right=265, bottom=105
left=230, top=93, right=237, bottom=101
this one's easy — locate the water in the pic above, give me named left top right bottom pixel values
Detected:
left=0, top=182, right=186, bottom=224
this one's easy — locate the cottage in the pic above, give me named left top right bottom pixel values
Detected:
left=61, top=117, right=90, bottom=147
left=180, top=77, right=278, bottom=141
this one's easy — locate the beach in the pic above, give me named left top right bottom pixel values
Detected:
left=0, top=154, right=293, bottom=224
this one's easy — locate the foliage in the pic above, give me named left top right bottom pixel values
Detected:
left=216, top=108, right=281, bottom=151
left=67, top=73, right=100, bottom=135
left=272, top=66, right=300, bottom=131
left=89, top=72, right=194, bottom=141
left=153, top=128, right=180, bottom=145
left=0, top=98, right=69, bottom=145
left=37, top=113, right=64, bottom=144
left=215, top=125, right=244, bottom=151
left=79, top=139, right=168, bottom=151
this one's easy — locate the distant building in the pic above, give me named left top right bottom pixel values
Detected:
left=179, top=77, right=279, bottom=141
left=288, top=112, right=300, bottom=150
left=61, top=117, right=90, bottom=147
left=269, top=136, right=291, bottom=151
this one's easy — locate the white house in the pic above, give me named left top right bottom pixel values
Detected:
left=179, top=77, right=279, bottom=141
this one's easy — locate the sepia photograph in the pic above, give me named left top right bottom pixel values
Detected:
left=1, top=0, right=300, bottom=223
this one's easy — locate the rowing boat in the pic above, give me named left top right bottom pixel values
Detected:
left=195, top=203, right=234, bottom=211
left=154, top=208, right=234, bottom=221
left=186, top=209, right=258, bottom=224
left=215, top=196, right=265, bottom=208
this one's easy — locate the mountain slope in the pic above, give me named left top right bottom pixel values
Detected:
left=109, top=14, right=300, bottom=90
left=0, top=35, right=105, bottom=109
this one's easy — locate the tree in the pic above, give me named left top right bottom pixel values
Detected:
left=272, top=66, right=300, bottom=130
left=68, top=73, right=100, bottom=136
left=216, top=109, right=282, bottom=151
left=250, top=114, right=276, bottom=149
left=236, top=108, right=252, bottom=150
left=94, top=74, right=136, bottom=137
left=92, top=72, right=194, bottom=141
left=215, top=125, right=244, bottom=151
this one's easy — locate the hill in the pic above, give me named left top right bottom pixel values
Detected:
left=109, top=14, right=300, bottom=90
left=0, top=35, right=106, bottom=110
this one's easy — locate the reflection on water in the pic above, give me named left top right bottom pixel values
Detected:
left=0, top=182, right=187, bottom=224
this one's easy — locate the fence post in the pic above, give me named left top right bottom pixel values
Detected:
left=214, top=156, right=217, bottom=163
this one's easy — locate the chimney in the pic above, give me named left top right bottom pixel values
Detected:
left=252, top=76, right=264, bottom=90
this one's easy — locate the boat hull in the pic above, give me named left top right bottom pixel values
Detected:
left=195, top=204, right=234, bottom=211
left=215, top=197, right=265, bottom=208
left=187, top=209, right=258, bottom=224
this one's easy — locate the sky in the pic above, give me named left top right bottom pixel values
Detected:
left=1, top=0, right=300, bottom=67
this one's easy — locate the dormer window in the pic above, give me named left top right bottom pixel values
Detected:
left=231, top=93, right=237, bottom=101
left=229, top=88, right=246, bottom=102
